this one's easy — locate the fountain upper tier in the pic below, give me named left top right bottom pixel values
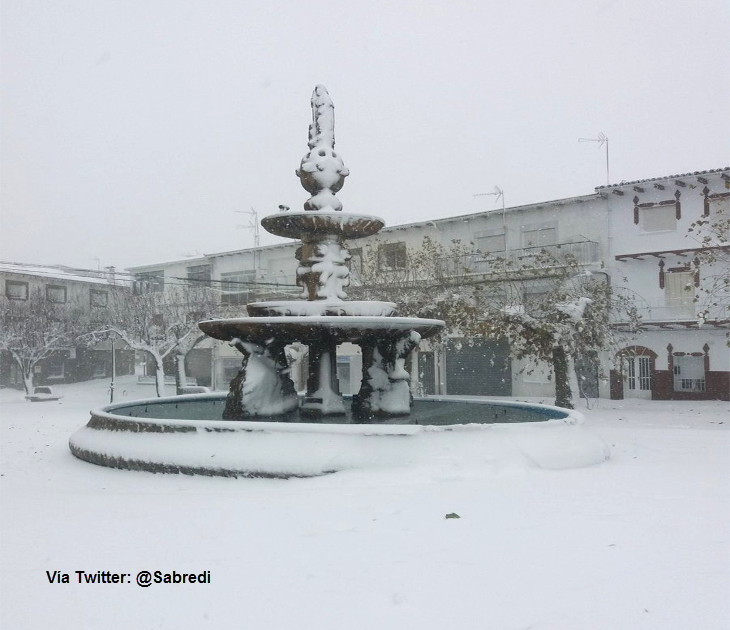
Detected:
left=261, top=210, right=384, bottom=240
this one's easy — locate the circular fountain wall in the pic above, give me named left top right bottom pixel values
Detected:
left=69, top=395, right=609, bottom=478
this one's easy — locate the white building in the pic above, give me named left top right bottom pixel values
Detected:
left=0, top=262, right=133, bottom=387
left=127, top=166, right=729, bottom=402
left=601, top=168, right=729, bottom=400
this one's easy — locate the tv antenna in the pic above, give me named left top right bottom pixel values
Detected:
left=235, top=208, right=260, bottom=247
left=473, top=185, right=508, bottom=257
left=579, top=132, right=610, bottom=185
left=473, top=186, right=505, bottom=223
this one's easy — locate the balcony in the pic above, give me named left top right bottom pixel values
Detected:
left=436, top=241, right=600, bottom=278
left=614, top=300, right=729, bottom=329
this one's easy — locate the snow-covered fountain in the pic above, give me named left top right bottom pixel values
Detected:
left=203, top=85, right=443, bottom=422
left=69, top=86, right=608, bottom=477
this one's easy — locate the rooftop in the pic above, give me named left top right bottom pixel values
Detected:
left=596, top=167, right=729, bottom=190
left=0, top=261, right=119, bottom=286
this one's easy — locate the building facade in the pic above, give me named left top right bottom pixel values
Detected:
left=601, top=168, right=729, bottom=400
left=127, top=167, right=729, bottom=402
left=0, top=262, right=134, bottom=389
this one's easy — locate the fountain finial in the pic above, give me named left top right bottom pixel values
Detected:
left=296, top=85, right=350, bottom=211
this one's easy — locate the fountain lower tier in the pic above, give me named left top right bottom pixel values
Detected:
left=199, top=315, right=445, bottom=421
left=68, top=395, right=610, bottom=478
left=199, top=315, right=444, bottom=346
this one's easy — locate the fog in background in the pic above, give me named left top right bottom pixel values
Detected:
left=1, top=0, right=728, bottom=270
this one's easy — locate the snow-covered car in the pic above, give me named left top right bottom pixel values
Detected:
left=25, top=386, right=63, bottom=402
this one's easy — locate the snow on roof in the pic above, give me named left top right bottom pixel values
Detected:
left=0, top=261, right=117, bottom=286
left=595, top=167, right=729, bottom=190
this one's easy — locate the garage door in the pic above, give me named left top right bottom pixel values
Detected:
left=445, top=339, right=511, bottom=396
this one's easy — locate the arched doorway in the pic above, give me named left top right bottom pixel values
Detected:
left=614, top=346, right=658, bottom=400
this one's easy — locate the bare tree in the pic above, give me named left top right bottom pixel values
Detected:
left=349, top=237, right=639, bottom=408
left=476, top=259, right=639, bottom=408
left=349, top=236, right=479, bottom=334
left=90, top=285, right=219, bottom=396
left=0, top=289, right=85, bottom=395
left=687, top=198, right=730, bottom=341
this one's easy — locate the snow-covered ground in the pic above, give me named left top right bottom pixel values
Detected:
left=1, top=376, right=728, bottom=630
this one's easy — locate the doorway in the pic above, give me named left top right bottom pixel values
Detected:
left=624, top=355, right=652, bottom=399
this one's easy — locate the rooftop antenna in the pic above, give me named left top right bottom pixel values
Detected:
left=473, top=185, right=505, bottom=227
left=579, top=132, right=610, bottom=185
left=473, top=185, right=508, bottom=258
left=235, top=208, right=260, bottom=247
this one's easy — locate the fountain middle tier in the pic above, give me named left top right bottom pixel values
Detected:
left=246, top=300, right=398, bottom=317
left=200, top=315, right=444, bottom=420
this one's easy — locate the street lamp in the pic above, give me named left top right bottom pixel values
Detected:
left=110, top=338, right=116, bottom=403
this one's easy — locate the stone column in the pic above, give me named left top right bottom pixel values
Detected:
left=301, top=335, right=345, bottom=417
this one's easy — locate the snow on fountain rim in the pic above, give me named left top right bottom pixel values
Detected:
left=202, top=315, right=445, bottom=328
left=69, top=395, right=608, bottom=476
left=83, top=393, right=583, bottom=435
left=247, top=300, right=398, bottom=317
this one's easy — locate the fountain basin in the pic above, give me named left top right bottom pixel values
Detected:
left=69, top=394, right=610, bottom=478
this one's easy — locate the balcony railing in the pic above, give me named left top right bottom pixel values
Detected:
left=633, top=302, right=728, bottom=323
left=436, top=241, right=600, bottom=278
left=614, top=300, right=728, bottom=325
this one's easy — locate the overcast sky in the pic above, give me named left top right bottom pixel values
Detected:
left=1, top=0, right=728, bottom=271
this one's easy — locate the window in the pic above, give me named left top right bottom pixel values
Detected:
left=220, top=270, right=255, bottom=306
left=187, top=264, right=212, bottom=286
left=523, top=281, right=552, bottom=313
left=641, top=205, right=676, bottom=232
left=92, top=361, right=107, bottom=378
left=522, top=226, right=556, bottom=248
left=665, top=271, right=695, bottom=307
left=46, top=285, right=67, bottom=303
left=134, top=271, right=164, bottom=293
left=378, top=242, right=407, bottom=270
left=673, top=355, right=705, bottom=392
left=90, top=289, right=108, bottom=307
left=5, top=280, right=28, bottom=300
left=45, top=354, right=65, bottom=379
left=474, top=231, right=506, bottom=255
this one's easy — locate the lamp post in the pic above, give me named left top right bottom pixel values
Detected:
left=110, top=338, right=116, bottom=403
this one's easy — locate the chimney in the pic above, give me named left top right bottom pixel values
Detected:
left=104, top=266, right=116, bottom=285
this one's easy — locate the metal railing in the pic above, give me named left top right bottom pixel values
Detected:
left=630, top=302, right=728, bottom=323
left=436, top=241, right=600, bottom=277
